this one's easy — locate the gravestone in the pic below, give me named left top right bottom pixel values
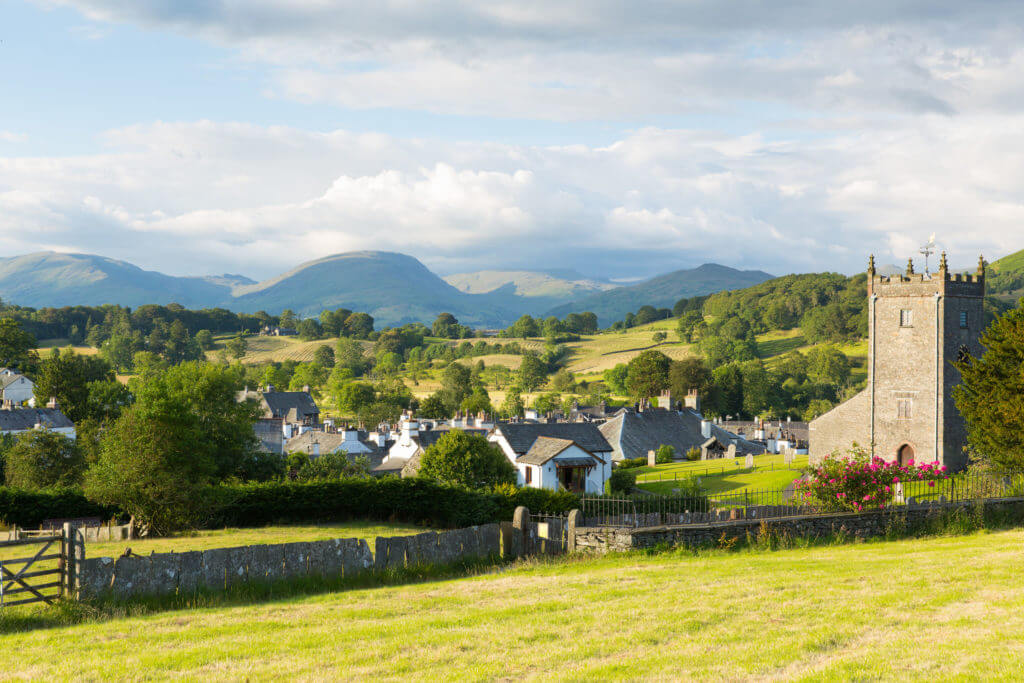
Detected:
left=726, top=444, right=737, bottom=459
left=647, top=449, right=657, bottom=467
left=745, top=453, right=754, bottom=469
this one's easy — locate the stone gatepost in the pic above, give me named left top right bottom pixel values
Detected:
left=567, top=509, right=581, bottom=553
left=511, top=506, right=530, bottom=558
left=647, top=450, right=657, bottom=466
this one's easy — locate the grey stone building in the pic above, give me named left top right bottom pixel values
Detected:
left=809, top=253, right=985, bottom=471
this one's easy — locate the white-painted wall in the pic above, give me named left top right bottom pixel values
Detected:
left=1, top=376, right=34, bottom=404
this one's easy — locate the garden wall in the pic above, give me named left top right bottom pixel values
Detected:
left=73, top=510, right=560, bottom=601
left=572, top=497, right=1024, bottom=553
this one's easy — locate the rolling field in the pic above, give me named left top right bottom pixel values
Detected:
left=35, top=339, right=100, bottom=356
left=4, top=529, right=1024, bottom=679
left=635, top=453, right=810, bottom=497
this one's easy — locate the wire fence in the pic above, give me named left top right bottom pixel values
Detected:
left=582, top=470, right=1024, bottom=528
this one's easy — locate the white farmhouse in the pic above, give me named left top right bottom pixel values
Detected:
left=490, top=422, right=614, bottom=494
left=0, top=370, right=35, bottom=406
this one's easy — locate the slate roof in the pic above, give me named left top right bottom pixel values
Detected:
left=239, top=390, right=319, bottom=421
left=517, top=436, right=605, bottom=466
left=0, top=408, right=74, bottom=431
left=494, top=422, right=612, bottom=455
left=599, top=408, right=764, bottom=461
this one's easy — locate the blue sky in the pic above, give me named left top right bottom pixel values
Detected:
left=3, top=0, right=1024, bottom=280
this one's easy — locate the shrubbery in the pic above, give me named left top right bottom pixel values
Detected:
left=796, top=447, right=947, bottom=512
left=655, top=445, right=676, bottom=464
left=606, top=468, right=636, bottom=495
left=685, top=447, right=701, bottom=461
left=617, top=457, right=647, bottom=469
left=0, top=487, right=116, bottom=528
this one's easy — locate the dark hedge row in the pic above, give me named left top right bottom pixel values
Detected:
left=0, top=488, right=118, bottom=528
left=211, top=478, right=580, bottom=529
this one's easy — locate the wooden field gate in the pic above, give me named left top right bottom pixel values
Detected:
left=0, top=523, right=83, bottom=607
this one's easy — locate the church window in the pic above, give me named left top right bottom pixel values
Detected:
left=959, top=311, right=968, bottom=329
left=897, top=399, right=912, bottom=420
left=900, top=309, right=913, bottom=327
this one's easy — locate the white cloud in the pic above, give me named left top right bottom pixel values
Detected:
left=1, top=119, right=1022, bottom=279
left=0, top=131, right=27, bottom=143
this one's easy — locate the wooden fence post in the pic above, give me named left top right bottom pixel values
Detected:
left=61, top=522, right=73, bottom=598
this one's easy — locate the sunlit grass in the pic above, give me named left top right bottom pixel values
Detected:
left=4, top=529, right=1024, bottom=679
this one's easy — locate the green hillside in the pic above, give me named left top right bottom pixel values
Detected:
left=546, top=263, right=774, bottom=325
left=988, top=248, right=1024, bottom=297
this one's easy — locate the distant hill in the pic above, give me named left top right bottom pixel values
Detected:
left=230, top=251, right=520, bottom=327
left=0, top=252, right=234, bottom=309
left=545, top=263, right=775, bottom=325
left=443, top=269, right=617, bottom=309
left=987, top=249, right=1024, bottom=298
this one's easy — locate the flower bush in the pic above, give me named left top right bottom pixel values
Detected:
left=796, top=446, right=948, bottom=513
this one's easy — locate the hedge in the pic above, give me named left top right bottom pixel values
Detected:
left=210, top=477, right=579, bottom=529
left=0, top=487, right=118, bottom=528
left=0, top=478, right=580, bottom=531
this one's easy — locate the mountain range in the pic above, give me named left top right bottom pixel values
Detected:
left=0, top=250, right=775, bottom=327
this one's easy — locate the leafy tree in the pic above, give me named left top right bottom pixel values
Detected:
left=625, top=350, right=671, bottom=400
left=954, top=307, right=1024, bottom=471
left=655, top=444, right=676, bottom=464
left=419, top=392, right=450, bottom=419
left=432, top=312, right=460, bottom=339
left=288, top=362, right=328, bottom=396
left=418, top=430, right=515, bottom=489
left=516, top=352, right=548, bottom=392
left=805, top=345, right=851, bottom=386
left=652, top=331, right=667, bottom=344
left=441, top=362, right=474, bottom=408
left=461, top=386, right=493, bottom=415
left=314, top=344, right=335, bottom=368
left=707, top=363, right=743, bottom=418
left=551, top=368, right=575, bottom=392
left=335, top=381, right=376, bottom=415
left=226, top=333, right=248, bottom=359
left=668, top=357, right=712, bottom=399
left=4, top=430, right=85, bottom=489
left=509, top=315, right=540, bottom=338
left=85, top=402, right=217, bottom=534
left=532, top=392, right=562, bottom=414
left=739, top=360, right=774, bottom=417
left=195, top=329, right=215, bottom=351
left=297, top=318, right=322, bottom=340
left=603, top=363, right=629, bottom=395
left=100, top=333, right=137, bottom=372
left=335, top=337, right=369, bottom=376
left=676, top=310, right=704, bottom=343
left=279, top=309, right=298, bottom=329
left=83, top=379, right=132, bottom=423
left=343, top=312, right=375, bottom=339
left=500, top=387, right=524, bottom=418
left=33, top=349, right=116, bottom=422
left=128, top=362, right=263, bottom=480
left=0, top=318, right=38, bottom=371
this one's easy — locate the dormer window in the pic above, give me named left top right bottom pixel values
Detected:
left=900, top=309, right=913, bottom=327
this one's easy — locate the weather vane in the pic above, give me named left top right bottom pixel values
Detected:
left=919, top=233, right=936, bottom=275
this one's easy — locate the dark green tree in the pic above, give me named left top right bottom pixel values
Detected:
left=4, top=430, right=85, bottom=489
left=418, top=430, right=515, bottom=489
left=516, top=352, right=548, bottom=392
left=625, top=350, right=671, bottom=400
left=33, top=349, right=116, bottom=422
left=0, top=318, right=38, bottom=371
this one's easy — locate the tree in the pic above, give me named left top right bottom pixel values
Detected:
left=676, top=311, right=703, bottom=343
left=432, top=312, right=460, bottom=339
left=84, top=402, right=217, bottom=534
left=441, top=362, right=474, bottom=408
left=343, top=312, right=375, bottom=339
left=669, top=357, right=712, bottom=399
left=805, top=346, right=851, bottom=386
left=418, top=392, right=450, bottom=419
left=314, top=344, right=335, bottom=368
left=288, top=362, right=328, bottom=396
left=551, top=368, right=575, bottom=392
left=954, top=307, right=1024, bottom=470
left=336, top=381, right=376, bottom=415
left=625, top=350, right=671, bottom=400
left=418, top=430, right=515, bottom=489
left=279, top=309, right=298, bottom=329
left=509, top=315, right=540, bottom=339
left=4, top=430, right=85, bottom=489
left=500, top=387, right=524, bottom=418
left=336, top=337, right=369, bottom=376
left=33, top=349, right=116, bottom=422
left=293, top=451, right=371, bottom=481
left=652, top=331, right=667, bottom=344
left=517, top=352, right=547, bottom=392
left=296, top=318, right=322, bottom=340
left=460, top=386, right=493, bottom=415
left=195, top=329, right=215, bottom=351
left=707, top=363, right=743, bottom=418
left=0, top=318, right=38, bottom=371
left=129, top=362, right=263, bottom=480
left=603, top=363, right=629, bottom=395
left=655, top=444, right=676, bottom=464
left=226, top=333, right=248, bottom=359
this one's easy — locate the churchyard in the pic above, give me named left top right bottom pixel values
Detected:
left=635, top=452, right=810, bottom=497
left=3, top=528, right=1024, bottom=679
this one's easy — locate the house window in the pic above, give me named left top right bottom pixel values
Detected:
left=897, top=399, right=912, bottom=420
left=524, top=466, right=532, bottom=485
left=900, top=309, right=913, bottom=327
left=959, top=311, right=968, bottom=329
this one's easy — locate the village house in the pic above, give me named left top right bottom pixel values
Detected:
left=0, top=368, right=35, bottom=406
left=489, top=422, right=614, bottom=493
left=0, top=405, right=76, bottom=439
left=599, top=392, right=765, bottom=463
left=375, top=413, right=487, bottom=477
left=237, top=385, right=320, bottom=452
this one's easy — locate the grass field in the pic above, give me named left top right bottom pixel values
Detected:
left=35, top=339, right=99, bottom=356
left=4, top=529, right=1024, bottom=678
left=635, top=453, right=810, bottom=498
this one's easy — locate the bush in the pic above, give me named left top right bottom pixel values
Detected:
left=685, top=447, right=701, bottom=461
left=211, top=478, right=578, bottom=529
left=4, top=430, right=85, bottom=490
left=0, top=487, right=117, bottom=528
left=617, top=457, right=647, bottom=469
left=796, top=446, right=947, bottom=512
left=418, top=431, right=516, bottom=489
left=606, top=468, right=636, bottom=495
left=655, top=445, right=676, bottom=464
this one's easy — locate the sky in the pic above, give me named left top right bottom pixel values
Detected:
left=2, top=1, right=1024, bottom=281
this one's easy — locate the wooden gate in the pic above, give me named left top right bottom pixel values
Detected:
left=0, top=529, right=68, bottom=607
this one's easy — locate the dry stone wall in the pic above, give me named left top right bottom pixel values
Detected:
left=77, top=523, right=504, bottom=601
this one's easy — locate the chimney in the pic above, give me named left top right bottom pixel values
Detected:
left=684, top=390, right=701, bottom=414
left=266, top=384, right=275, bottom=393
left=46, top=397, right=59, bottom=410
left=302, top=385, right=310, bottom=394
left=659, top=389, right=672, bottom=410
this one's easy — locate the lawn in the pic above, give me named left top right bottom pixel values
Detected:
left=4, top=529, right=1024, bottom=678
left=635, top=453, right=809, bottom=499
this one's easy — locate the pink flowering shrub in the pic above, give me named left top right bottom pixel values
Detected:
left=795, top=446, right=948, bottom=513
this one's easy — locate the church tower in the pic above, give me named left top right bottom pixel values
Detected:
left=809, top=253, right=985, bottom=470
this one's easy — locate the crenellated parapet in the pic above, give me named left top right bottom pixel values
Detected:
left=867, top=252, right=985, bottom=298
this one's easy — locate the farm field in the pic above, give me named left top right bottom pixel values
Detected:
left=35, top=338, right=100, bottom=356
left=4, top=529, right=1024, bottom=678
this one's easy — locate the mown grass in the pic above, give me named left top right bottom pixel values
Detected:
left=4, top=527, right=1024, bottom=679
left=636, top=453, right=809, bottom=498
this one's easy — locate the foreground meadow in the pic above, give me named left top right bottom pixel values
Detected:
left=3, top=528, right=1024, bottom=679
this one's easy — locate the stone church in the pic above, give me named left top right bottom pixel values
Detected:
left=809, top=253, right=985, bottom=471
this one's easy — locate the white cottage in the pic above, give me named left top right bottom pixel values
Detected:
left=0, top=372, right=35, bottom=406
left=489, top=422, right=614, bottom=494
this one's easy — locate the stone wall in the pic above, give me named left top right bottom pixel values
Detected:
left=572, top=497, right=1024, bottom=553
left=808, top=389, right=869, bottom=463
left=76, top=523, right=504, bottom=601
